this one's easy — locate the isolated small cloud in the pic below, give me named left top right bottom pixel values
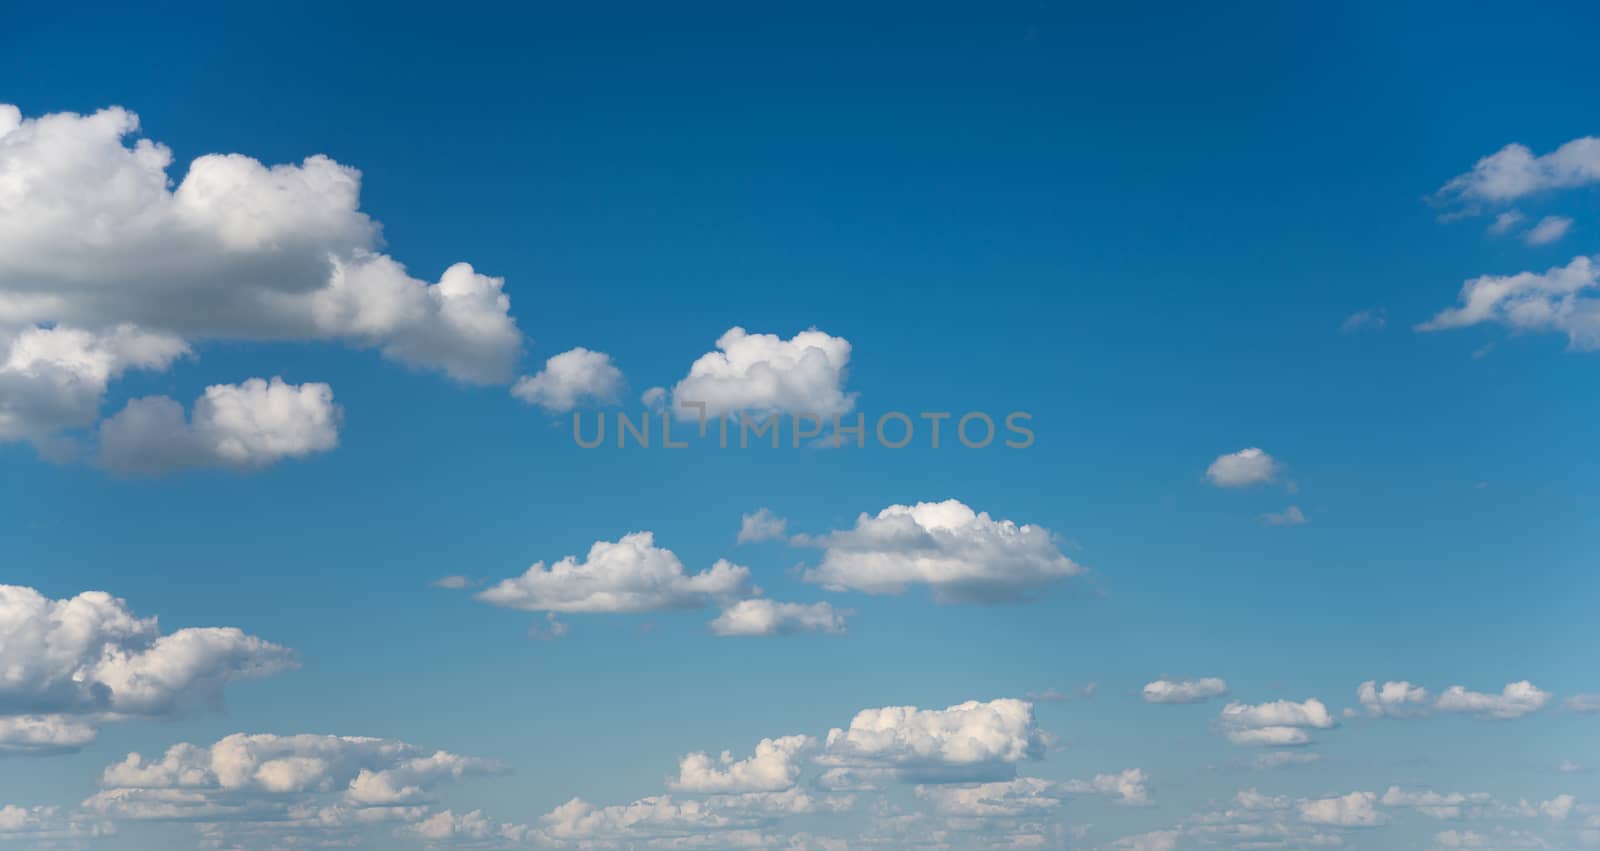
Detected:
left=1356, top=680, right=1431, bottom=718
left=708, top=600, right=847, bottom=637
left=1206, top=448, right=1279, bottom=487
left=511, top=348, right=624, bottom=413
left=1262, top=505, right=1307, bottom=526
left=1142, top=678, right=1229, bottom=704
left=1523, top=215, right=1573, bottom=246
left=664, top=327, right=854, bottom=420
left=1488, top=209, right=1526, bottom=235
left=736, top=509, right=788, bottom=544
left=1340, top=308, right=1387, bottom=333
left=801, top=499, right=1082, bottom=603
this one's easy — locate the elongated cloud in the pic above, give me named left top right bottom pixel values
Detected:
left=1142, top=678, right=1229, bottom=704
left=0, top=103, right=522, bottom=456
left=1218, top=698, right=1337, bottom=747
left=474, top=532, right=750, bottom=614
left=708, top=600, right=847, bottom=637
left=1435, top=681, right=1550, bottom=720
left=1438, top=135, right=1600, bottom=203
left=1419, top=255, right=1600, bottom=350
left=801, top=499, right=1081, bottom=603
left=98, top=377, right=339, bottom=473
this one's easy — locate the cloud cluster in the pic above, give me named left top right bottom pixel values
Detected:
left=801, top=499, right=1082, bottom=603
left=0, top=585, right=295, bottom=754
left=473, top=532, right=751, bottom=614
left=1142, top=678, right=1229, bottom=704
left=1355, top=679, right=1550, bottom=721
left=660, top=327, right=854, bottom=419
left=0, top=103, right=523, bottom=460
left=98, top=377, right=340, bottom=473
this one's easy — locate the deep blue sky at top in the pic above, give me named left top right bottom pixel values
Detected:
left=2, top=0, right=1598, bottom=834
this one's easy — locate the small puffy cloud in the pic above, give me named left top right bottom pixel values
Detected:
left=1356, top=680, right=1432, bottom=718
left=401, top=809, right=528, bottom=845
left=670, top=735, right=815, bottom=793
left=1218, top=698, right=1336, bottom=747
left=1142, top=678, right=1229, bottom=704
left=1435, top=681, right=1550, bottom=720
left=665, top=327, right=854, bottom=419
left=1298, top=791, right=1386, bottom=827
left=98, top=377, right=339, bottom=473
left=801, top=499, right=1082, bottom=603
left=820, top=698, right=1046, bottom=782
left=1437, top=136, right=1600, bottom=203
left=475, top=532, right=751, bottom=614
left=1418, top=255, right=1600, bottom=349
left=736, top=508, right=788, bottom=544
left=1206, top=448, right=1279, bottom=487
left=708, top=600, right=847, bottom=637
left=1523, top=215, right=1573, bottom=246
left=1262, top=505, right=1307, bottom=526
left=0, top=585, right=294, bottom=755
left=511, top=347, right=624, bottom=413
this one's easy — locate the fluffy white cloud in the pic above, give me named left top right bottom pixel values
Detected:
left=663, top=327, right=854, bottom=419
left=1438, top=136, right=1600, bottom=203
left=736, top=508, right=788, bottom=544
left=801, top=500, right=1082, bottom=603
left=0, top=104, right=521, bottom=379
left=402, top=809, right=528, bottom=845
left=473, top=532, right=750, bottom=614
left=98, top=377, right=339, bottom=473
left=1356, top=680, right=1432, bottom=718
left=1142, top=678, right=1229, bottom=704
left=511, top=347, right=624, bottom=413
left=820, top=698, right=1046, bottom=782
left=1218, top=698, right=1336, bottom=747
left=670, top=735, right=815, bottom=793
left=709, top=600, right=847, bottom=637
left=1206, top=448, right=1279, bottom=487
left=1418, top=255, right=1600, bottom=349
left=1298, top=791, right=1386, bottom=827
left=1524, top=215, right=1573, bottom=245
left=0, top=585, right=294, bottom=754
left=1435, top=681, right=1550, bottom=720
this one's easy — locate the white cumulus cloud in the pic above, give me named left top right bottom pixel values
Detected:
left=1434, top=681, right=1550, bottom=720
left=1142, top=678, right=1229, bottom=704
left=800, top=499, right=1082, bottom=603
left=1298, top=791, right=1386, bottom=827
left=1418, top=255, right=1600, bottom=350
left=474, top=532, right=751, bottom=614
left=670, top=735, right=815, bottom=794
left=819, top=698, right=1046, bottom=782
left=98, top=377, right=339, bottom=473
left=511, top=347, right=624, bottom=413
left=1437, top=136, right=1600, bottom=203
left=664, top=327, right=854, bottom=420
left=736, top=508, right=788, bottom=544
left=1206, top=448, right=1279, bottom=487
left=1218, top=698, right=1337, bottom=747
left=708, top=600, right=847, bottom=637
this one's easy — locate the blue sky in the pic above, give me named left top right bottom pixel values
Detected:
left=2, top=1, right=1599, bottom=849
